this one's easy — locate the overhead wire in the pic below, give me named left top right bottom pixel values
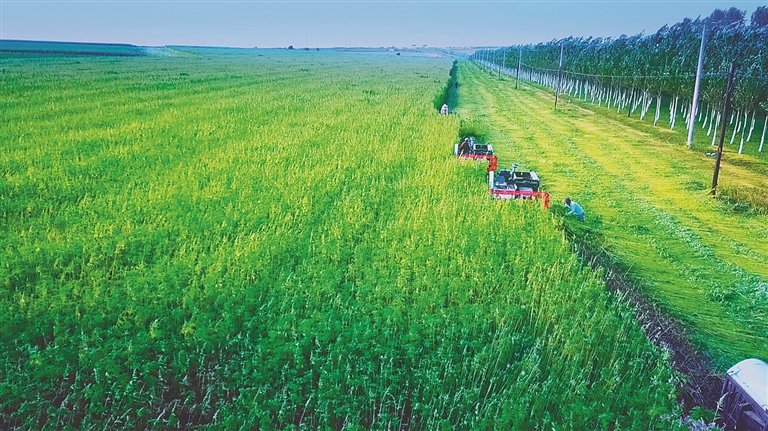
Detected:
left=469, top=53, right=768, bottom=81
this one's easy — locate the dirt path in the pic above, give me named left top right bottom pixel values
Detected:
left=454, top=63, right=768, bottom=406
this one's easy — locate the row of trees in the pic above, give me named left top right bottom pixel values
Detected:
left=472, top=7, right=768, bottom=152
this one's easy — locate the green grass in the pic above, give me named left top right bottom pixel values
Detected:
left=457, top=62, right=768, bottom=370
left=1, top=50, right=682, bottom=429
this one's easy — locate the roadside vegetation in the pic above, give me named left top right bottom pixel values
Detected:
left=1, top=50, right=682, bottom=429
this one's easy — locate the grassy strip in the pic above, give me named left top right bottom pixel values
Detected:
left=457, top=62, right=767, bottom=370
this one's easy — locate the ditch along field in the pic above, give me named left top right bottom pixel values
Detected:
left=1, top=50, right=683, bottom=430
left=456, top=63, right=767, bottom=380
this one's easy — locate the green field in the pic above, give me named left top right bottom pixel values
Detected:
left=458, top=62, right=768, bottom=371
left=0, top=50, right=683, bottom=429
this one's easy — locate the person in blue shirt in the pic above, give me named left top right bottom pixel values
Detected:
left=564, top=197, right=585, bottom=222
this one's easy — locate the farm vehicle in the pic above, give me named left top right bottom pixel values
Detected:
left=454, top=136, right=494, bottom=160
left=453, top=137, right=549, bottom=207
left=488, top=159, right=550, bottom=207
left=719, top=358, right=768, bottom=431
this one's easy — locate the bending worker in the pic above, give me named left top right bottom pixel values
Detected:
left=459, top=138, right=470, bottom=155
left=563, top=197, right=585, bottom=222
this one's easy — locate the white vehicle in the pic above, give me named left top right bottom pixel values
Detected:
left=719, top=358, right=768, bottom=431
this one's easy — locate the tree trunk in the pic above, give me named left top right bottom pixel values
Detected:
left=702, top=105, right=710, bottom=130
left=617, top=89, right=624, bottom=113
left=607, top=87, right=612, bottom=109
left=746, top=110, right=756, bottom=142
left=738, top=111, right=747, bottom=154
left=730, top=109, right=741, bottom=144
left=654, top=94, right=662, bottom=126
left=669, top=97, right=674, bottom=126
left=631, top=89, right=642, bottom=117
left=759, top=115, right=766, bottom=152
left=640, top=90, right=652, bottom=120
left=670, top=96, right=679, bottom=130
left=711, top=112, right=721, bottom=146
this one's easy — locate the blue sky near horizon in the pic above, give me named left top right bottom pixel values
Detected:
left=1, top=1, right=766, bottom=48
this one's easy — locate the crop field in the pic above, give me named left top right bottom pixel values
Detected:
left=457, top=62, right=767, bottom=372
left=0, top=50, right=683, bottom=429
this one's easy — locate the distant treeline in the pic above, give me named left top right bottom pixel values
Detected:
left=0, top=40, right=145, bottom=57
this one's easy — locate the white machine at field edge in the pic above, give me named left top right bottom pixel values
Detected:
left=719, top=358, right=768, bottom=431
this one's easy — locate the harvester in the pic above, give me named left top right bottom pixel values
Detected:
left=487, top=159, right=550, bottom=207
left=454, top=136, right=494, bottom=160
left=719, top=358, right=768, bottom=431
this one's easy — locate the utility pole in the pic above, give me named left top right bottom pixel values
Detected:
left=687, top=25, right=707, bottom=149
left=516, top=48, right=522, bottom=89
left=554, top=43, right=564, bottom=109
left=712, top=62, right=737, bottom=195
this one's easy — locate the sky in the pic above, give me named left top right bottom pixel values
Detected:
left=1, top=0, right=766, bottom=48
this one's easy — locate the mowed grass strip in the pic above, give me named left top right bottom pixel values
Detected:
left=456, top=62, right=767, bottom=369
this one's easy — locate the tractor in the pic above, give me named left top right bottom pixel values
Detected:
left=487, top=160, right=550, bottom=207
left=454, top=136, right=494, bottom=160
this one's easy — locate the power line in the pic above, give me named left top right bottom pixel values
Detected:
left=737, top=73, right=768, bottom=81
left=520, top=62, right=696, bottom=79
left=472, top=49, right=768, bottom=81
left=509, top=61, right=768, bottom=81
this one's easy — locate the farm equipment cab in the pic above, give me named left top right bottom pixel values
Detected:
left=455, top=136, right=494, bottom=160
left=488, top=159, right=550, bottom=207
left=719, top=358, right=768, bottom=431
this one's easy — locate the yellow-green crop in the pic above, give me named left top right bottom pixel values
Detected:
left=1, top=49, right=681, bottom=430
